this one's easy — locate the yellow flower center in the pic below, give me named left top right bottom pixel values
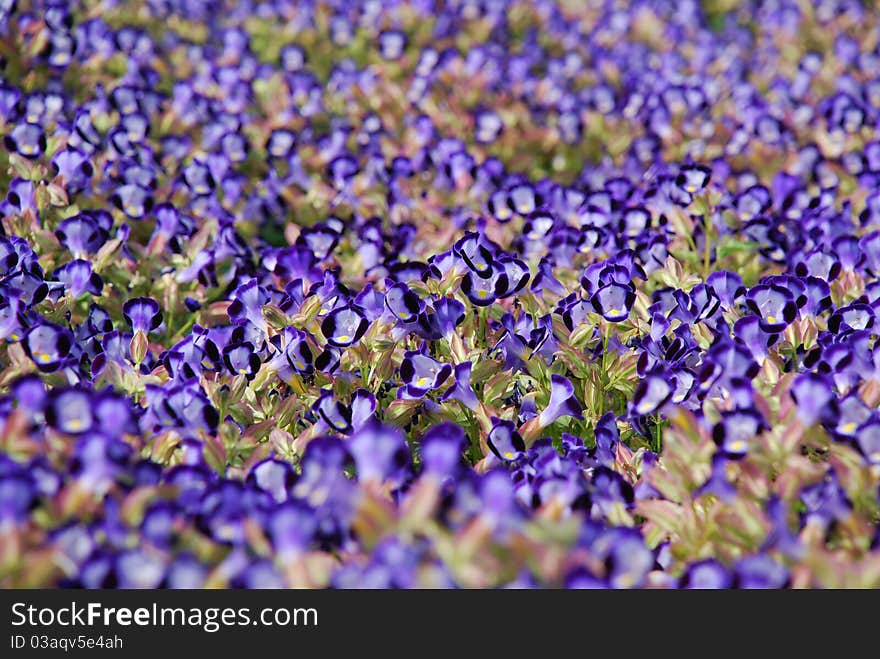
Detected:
left=636, top=401, right=655, bottom=415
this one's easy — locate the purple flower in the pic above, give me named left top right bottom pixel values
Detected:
left=266, top=129, right=297, bottom=160
left=279, top=43, right=306, bottom=71
left=5, top=178, right=37, bottom=217
left=855, top=422, right=880, bottom=466
left=52, top=148, right=95, bottom=193
left=591, top=282, right=635, bottom=322
left=378, top=30, right=406, bottom=60
left=790, top=372, right=837, bottom=426
left=385, top=282, right=424, bottom=323
left=630, top=370, right=675, bottom=416
left=589, top=467, right=634, bottom=516
left=267, top=501, right=317, bottom=559
left=53, top=259, right=103, bottom=298
left=0, top=470, right=36, bottom=528
left=706, top=270, right=746, bottom=309
left=595, top=528, right=655, bottom=589
left=461, top=268, right=507, bottom=307
left=453, top=231, right=494, bottom=277
left=45, top=388, right=94, bottom=435
left=762, top=497, right=803, bottom=560
left=733, top=316, right=776, bottom=363
left=182, top=160, right=215, bottom=196
left=165, top=555, right=207, bottom=589
left=745, top=283, right=797, bottom=332
left=531, top=257, right=566, bottom=296
left=699, top=339, right=759, bottom=394
left=248, top=459, right=296, bottom=504
left=828, top=302, right=875, bottom=334
left=565, top=569, right=606, bottom=589
left=123, top=297, right=163, bottom=334
left=675, top=163, right=712, bottom=194
left=321, top=305, right=368, bottom=347
left=802, top=276, right=832, bottom=317
left=141, top=503, right=177, bottom=548
left=55, top=213, right=109, bottom=258
left=713, top=408, right=766, bottom=458
left=267, top=328, right=314, bottom=379
left=420, top=423, right=468, bottom=478
left=495, top=256, right=530, bottom=297
left=223, top=342, right=261, bottom=379
left=487, top=418, right=526, bottom=462
left=349, top=420, right=410, bottom=486
left=313, top=389, right=352, bottom=433
left=508, top=183, right=539, bottom=216
left=0, top=294, right=23, bottom=342
left=23, top=322, right=73, bottom=372
left=593, top=413, right=621, bottom=468
left=10, top=375, right=47, bottom=418
left=314, top=346, right=343, bottom=374
left=110, top=183, right=153, bottom=220
left=141, top=379, right=218, bottom=435
left=440, top=362, right=480, bottom=411
left=680, top=559, right=733, bottom=589
left=400, top=349, right=452, bottom=397
left=350, top=389, right=377, bottom=430
left=734, top=555, right=789, bottom=589
left=426, top=296, right=466, bottom=339
left=93, top=391, right=138, bottom=436
left=0, top=83, right=21, bottom=122
left=227, top=279, right=271, bottom=337
left=4, top=122, right=46, bottom=158
left=488, top=190, right=515, bottom=223
left=474, top=109, right=503, bottom=144
left=537, top=375, right=584, bottom=427
left=801, top=472, right=852, bottom=531
left=115, top=550, right=166, bottom=589
left=70, top=434, right=131, bottom=496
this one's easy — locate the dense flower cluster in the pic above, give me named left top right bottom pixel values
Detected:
left=2, top=0, right=880, bottom=588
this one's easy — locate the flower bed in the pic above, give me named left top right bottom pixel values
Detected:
left=1, top=0, right=879, bottom=588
